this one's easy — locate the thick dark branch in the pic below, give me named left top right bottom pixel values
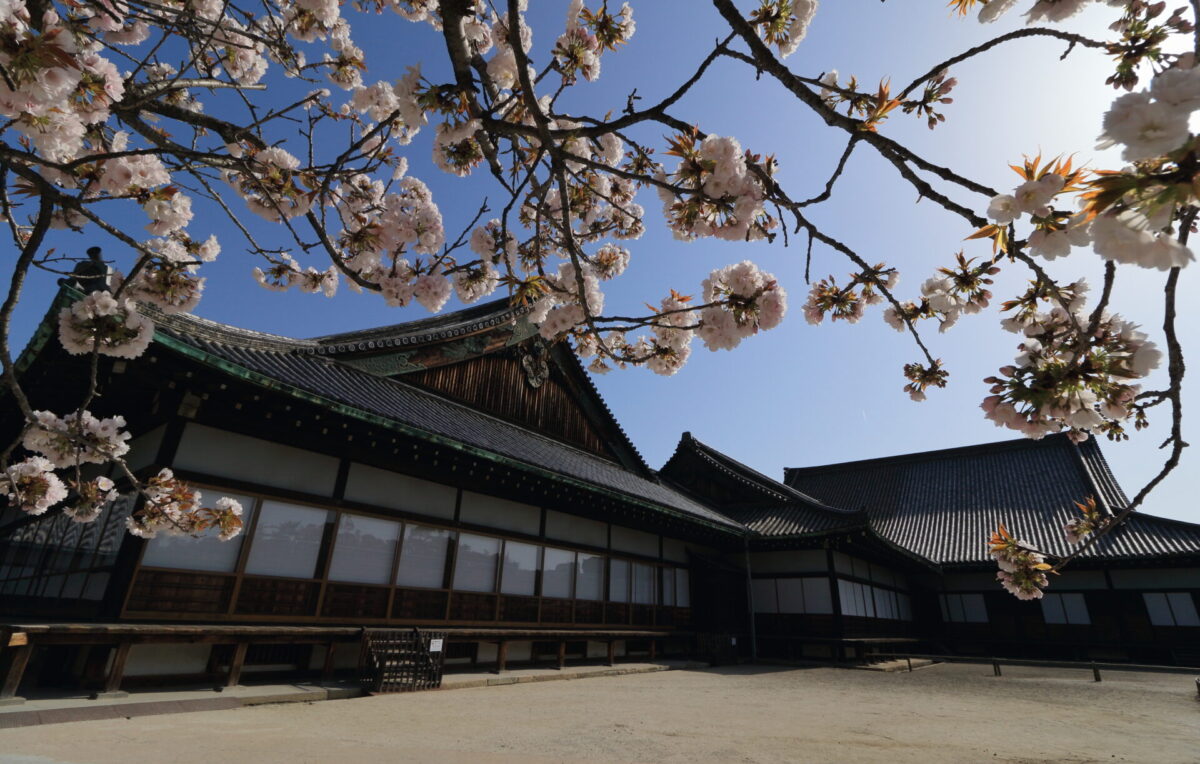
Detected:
left=0, top=191, right=54, bottom=423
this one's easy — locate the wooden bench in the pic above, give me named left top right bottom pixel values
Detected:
left=0, top=624, right=695, bottom=699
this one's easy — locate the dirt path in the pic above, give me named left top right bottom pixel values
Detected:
left=1, top=663, right=1197, bottom=763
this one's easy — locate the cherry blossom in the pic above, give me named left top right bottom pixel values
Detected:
left=0, top=456, right=68, bottom=516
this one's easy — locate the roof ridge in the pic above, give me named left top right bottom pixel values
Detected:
left=145, top=306, right=316, bottom=351
left=145, top=297, right=530, bottom=359
left=305, top=298, right=529, bottom=356
left=784, top=433, right=1071, bottom=479
left=678, top=433, right=863, bottom=515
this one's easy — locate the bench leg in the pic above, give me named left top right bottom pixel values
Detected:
left=494, top=641, right=508, bottom=674
left=0, top=644, right=32, bottom=704
left=97, top=642, right=131, bottom=698
left=227, top=643, right=248, bottom=687
left=321, top=642, right=337, bottom=681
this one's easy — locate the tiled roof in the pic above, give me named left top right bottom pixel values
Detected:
left=150, top=309, right=743, bottom=531
left=306, top=298, right=528, bottom=356
left=785, top=435, right=1200, bottom=565
left=661, top=434, right=864, bottom=538
left=728, top=502, right=866, bottom=537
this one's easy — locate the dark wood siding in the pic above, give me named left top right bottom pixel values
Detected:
left=404, top=355, right=614, bottom=460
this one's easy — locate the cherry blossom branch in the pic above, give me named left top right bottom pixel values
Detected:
left=798, top=134, right=859, bottom=207
left=897, top=27, right=1107, bottom=101
left=0, top=193, right=53, bottom=423
left=1048, top=208, right=1194, bottom=571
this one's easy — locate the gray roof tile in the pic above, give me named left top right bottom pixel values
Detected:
left=785, top=435, right=1200, bottom=564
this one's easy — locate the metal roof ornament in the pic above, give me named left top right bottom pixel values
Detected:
left=519, top=337, right=550, bottom=389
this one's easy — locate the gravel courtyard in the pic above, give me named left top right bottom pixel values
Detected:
left=1, top=663, right=1196, bottom=763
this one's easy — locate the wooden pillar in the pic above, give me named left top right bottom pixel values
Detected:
left=321, top=642, right=338, bottom=681
left=494, top=641, right=508, bottom=674
left=1, top=644, right=33, bottom=702
left=649, top=639, right=657, bottom=660
left=226, top=642, right=248, bottom=687
left=556, top=641, right=566, bottom=670
left=606, top=640, right=616, bottom=667
left=102, top=642, right=131, bottom=696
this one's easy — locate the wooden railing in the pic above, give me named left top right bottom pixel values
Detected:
left=359, top=628, right=446, bottom=693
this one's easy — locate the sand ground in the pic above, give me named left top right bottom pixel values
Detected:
left=1, top=663, right=1197, bottom=763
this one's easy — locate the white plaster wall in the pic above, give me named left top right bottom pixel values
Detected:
left=662, top=538, right=692, bottom=563
left=477, top=642, right=499, bottom=663
left=944, top=572, right=1005, bottom=591
left=345, top=463, right=456, bottom=520
left=506, top=641, right=532, bottom=662
left=750, top=550, right=827, bottom=574
left=610, top=526, right=658, bottom=557
left=123, top=644, right=211, bottom=676
left=174, top=423, right=338, bottom=495
left=1110, top=568, right=1200, bottom=589
left=459, top=491, right=540, bottom=535
left=1053, top=570, right=1109, bottom=590
left=545, top=510, right=607, bottom=548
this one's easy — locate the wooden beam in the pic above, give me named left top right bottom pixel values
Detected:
left=495, top=640, right=508, bottom=674
left=1, top=644, right=32, bottom=700
left=226, top=642, right=248, bottom=687
left=104, top=642, right=131, bottom=695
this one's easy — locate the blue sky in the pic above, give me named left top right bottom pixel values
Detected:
left=9, top=2, right=1198, bottom=522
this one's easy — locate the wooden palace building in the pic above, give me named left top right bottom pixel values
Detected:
left=1, top=282, right=1199, bottom=697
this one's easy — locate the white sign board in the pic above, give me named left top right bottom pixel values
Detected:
left=429, top=638, right=444, bottom=653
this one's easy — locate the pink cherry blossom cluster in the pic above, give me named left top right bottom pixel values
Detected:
left=1063, top=497, right=1108, bottom=545
left=989, top=524, right=1053, bottom=600
left=750, top=0, right=819, bottom=59
left=982, top=284, right=1160, bottom=442
left=22, top=410, right=131, bottom=469
left=554, top=0, right=635, bottom=83
left=486, top=5, right=534, bottom=90
left=348, top=66, right=426, bottom=144
left=225, top=146, right=314, bottom=223
left=0, top=456, right=68, bottom=515
left=57, top=290, right=154, bottom=359
left=881, top=255, right=995, bottom=336
left=696, top=261, right=787, bottom=352
left=125, top=468, right=244, bottom=541
left=64, top=476, right=118, bottom=523
left=802, top=264, right=898, bottom=325
left=113, top=235, right=220, bottom=316
left=643, top=291, right=698, bottom=376
left=975, top=0, right=1105, bottom=25
left=658, top=133, right=777, bottom=243
left=253, top=252, right=339, bottom=297
left=530, top=260, right=606, bottom=340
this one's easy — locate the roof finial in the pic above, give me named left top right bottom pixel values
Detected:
left=67, top=246, right=110, bottom=291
